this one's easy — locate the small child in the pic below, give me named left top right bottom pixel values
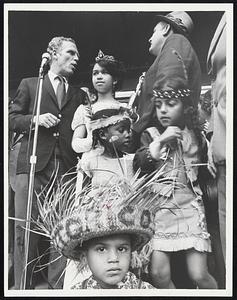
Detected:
left=133, top=53, right=217, bottom=289
left=77, top=104, right=137, bottom=187
left=35, top=170, right=160, bottom=289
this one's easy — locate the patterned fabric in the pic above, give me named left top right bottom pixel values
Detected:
left=152, top=88, right=191, bottom=99
left=71, top=271, right=155, bottom=289
left=134, top=126, right=211, bottom=253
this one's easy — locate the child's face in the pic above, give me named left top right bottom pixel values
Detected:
left=86, top=234, right=132, bottom=288
left=105, top=119, right=131, bottom=151
left=154, top=97, right=184, bottom=128
left=92, top=63, right=114, bottom=94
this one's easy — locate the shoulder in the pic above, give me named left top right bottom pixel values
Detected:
left=72, top=104, right=90, bottom=130
left=126, top=272, right=155, bottom=289
left=163, top=34, right=195, bottom=56
left=74, top=104, right=86, bottom=115
left=71, top=277, right=90, bottom=289
left=166, top=33, right=191, bottom=46
left=17, top=77, right=38, bottom=87
left=80, top=148, right=103, bottom=174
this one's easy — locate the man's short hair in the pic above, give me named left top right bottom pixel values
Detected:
left=47, top=36, right=76, bottom=56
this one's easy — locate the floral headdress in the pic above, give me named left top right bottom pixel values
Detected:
left=89, top=104, right=138, bottom=133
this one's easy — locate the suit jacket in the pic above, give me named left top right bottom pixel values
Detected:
left=9, top=74, right=87, bottom=174
left=133, top=33, right=201, bottom=135
left=207, top=13, right=226, bottom=163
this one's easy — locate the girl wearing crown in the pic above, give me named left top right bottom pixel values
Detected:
left=71, top=50, right=126, bottom=154
left=133, top=52, right=217, bottom=289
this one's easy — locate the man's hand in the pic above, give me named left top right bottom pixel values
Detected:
left=34, top=113, right=60, bottom=128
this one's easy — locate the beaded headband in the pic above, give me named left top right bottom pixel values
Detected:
left=152, top=88, right=191, bottom=99
left=95, top=49, right=117, bottom=63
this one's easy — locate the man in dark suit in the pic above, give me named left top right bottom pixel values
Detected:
left=132, top=11, right=201, bottom=141
left=9, top=36, right=86, bottom=289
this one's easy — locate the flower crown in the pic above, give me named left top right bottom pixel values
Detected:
left=95, top=49, right=117, bottom=63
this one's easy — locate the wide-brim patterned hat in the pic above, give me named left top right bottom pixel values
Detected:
left=35, top=169, right=174, bottom=262
left=51, top=202, right=154, bottom=261
left=156, top=11, right=194, bottom=37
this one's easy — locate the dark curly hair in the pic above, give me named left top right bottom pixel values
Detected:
left=89, top=56, right=126, bottom=99
left=181, top=96, right=203, bottom=147
left=152, top=94, right=203, bottom=147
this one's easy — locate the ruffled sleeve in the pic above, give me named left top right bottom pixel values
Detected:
left=71, top=104, right=94, bottom=153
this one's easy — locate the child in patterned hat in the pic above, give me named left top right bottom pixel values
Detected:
left=35, top=170, right=162, bottom=289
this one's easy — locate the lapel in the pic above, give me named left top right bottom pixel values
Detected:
left=61, top=84, right=74, bottom=109
left=207, top=13, right=226, bottom=72
left=43, top=74, right=58, bottom=107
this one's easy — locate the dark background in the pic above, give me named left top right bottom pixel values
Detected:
left=8, top=11, right=224, bottom=96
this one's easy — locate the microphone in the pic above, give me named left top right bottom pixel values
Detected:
left=40, top=52, right=51, bottom=68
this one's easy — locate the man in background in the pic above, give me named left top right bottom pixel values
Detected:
left=207, top=12, right=226, bottom=287
left=133, top=11, right=201, bottom=142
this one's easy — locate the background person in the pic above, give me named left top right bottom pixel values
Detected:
left=206, top=12, right=226, bottom=286
left=132, top=11, right=201, bottom=149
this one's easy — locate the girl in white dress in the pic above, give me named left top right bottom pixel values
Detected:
left=64, top=105, right=138, bottom=288
left=71, top=50, right=126, bottom=154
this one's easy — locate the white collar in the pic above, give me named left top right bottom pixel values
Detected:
left=48, top=70, right=68, bottom=84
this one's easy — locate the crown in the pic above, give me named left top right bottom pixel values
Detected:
left=95, top=50, right=117, bottom=63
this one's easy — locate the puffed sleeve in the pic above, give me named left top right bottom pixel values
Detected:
left=71, top=104, right=93, bottom=153
left=71, top=104, right=86, bottom=130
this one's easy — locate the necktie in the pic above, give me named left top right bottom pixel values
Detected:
left=56, top=76, right=66, bottom=109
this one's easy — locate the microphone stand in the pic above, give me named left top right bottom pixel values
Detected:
left=21, top=62, right=47, bottom=290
